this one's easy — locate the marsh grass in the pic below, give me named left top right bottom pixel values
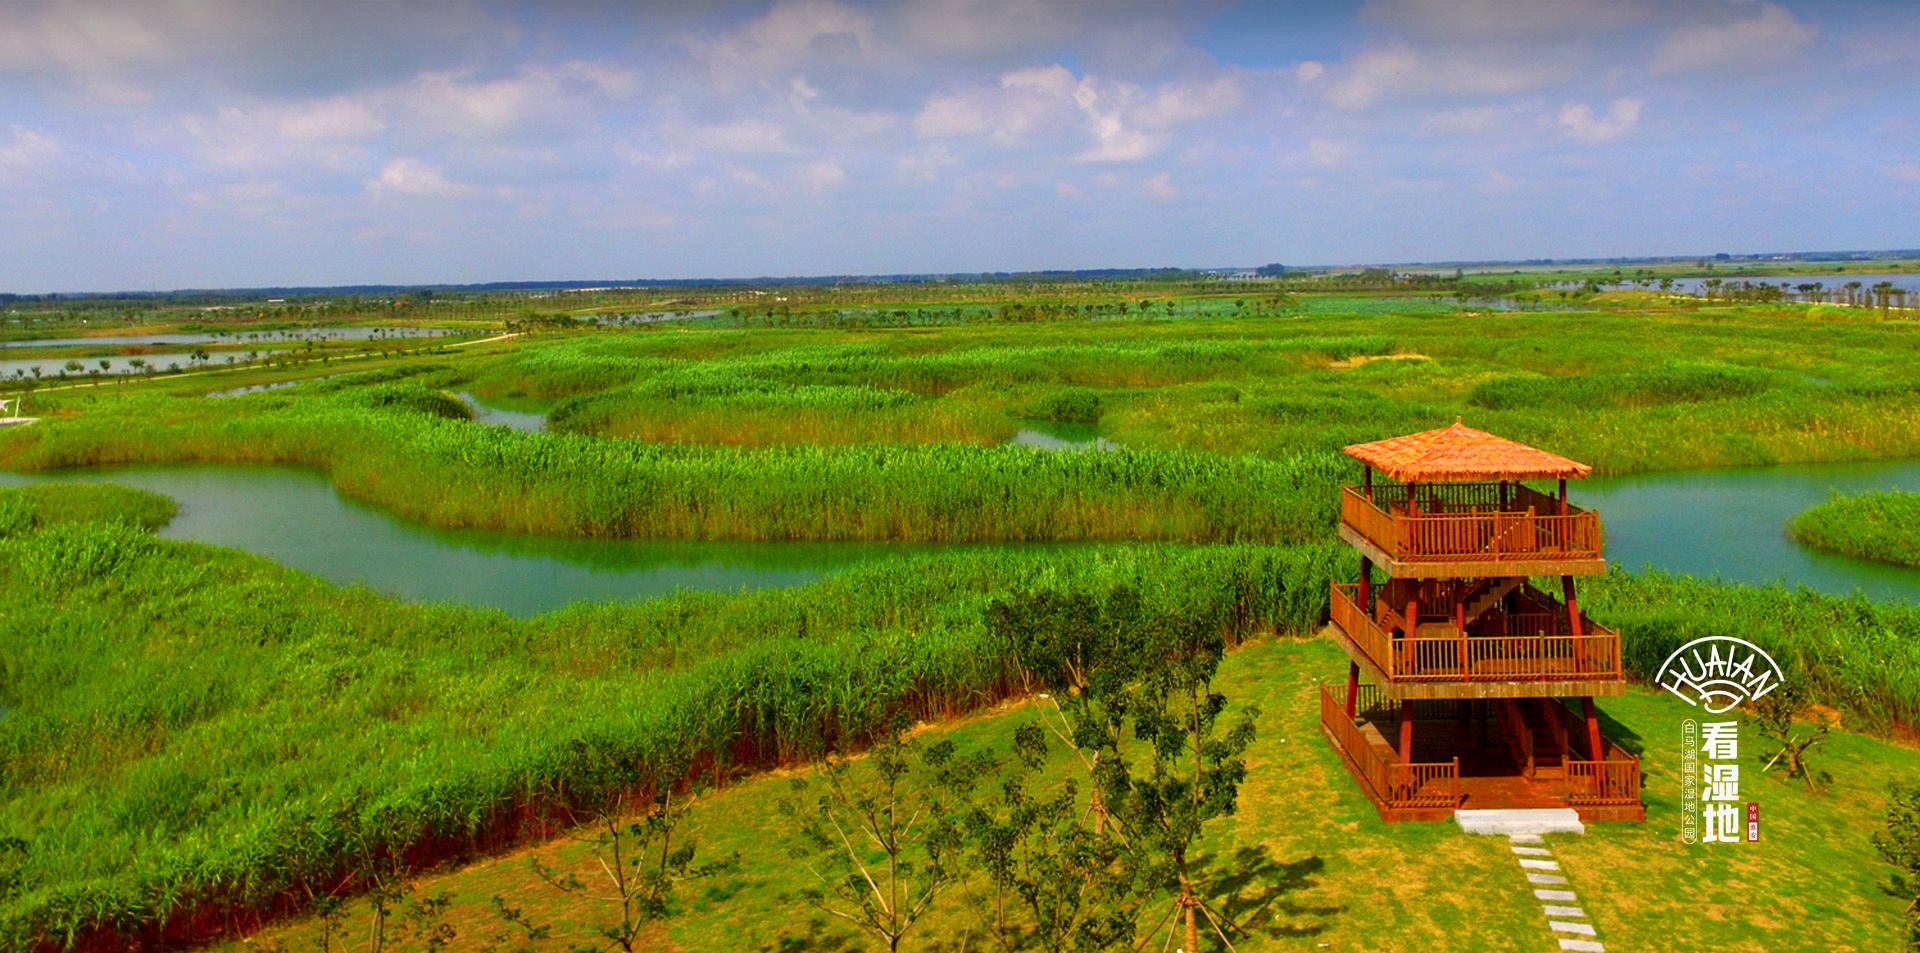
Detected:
left=219, top=639, right=1917, bottom=953
left=1789, top=490, right=1920, bottom=569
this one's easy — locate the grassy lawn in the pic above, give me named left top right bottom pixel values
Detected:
left=221, top=639, right=1915, bottom=953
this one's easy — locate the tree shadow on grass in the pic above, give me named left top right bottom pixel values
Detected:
left=1196, top=846, right=1343, bottom=941
left=761, top=915, right=858, bottom=953
left=1595, top=704, right=1645, bottom=758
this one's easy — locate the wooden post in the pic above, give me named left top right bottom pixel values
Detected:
left=1398, top=700, right=1416, bottom=764
left=1345, top=661, right=1361, bottom=719
left=1364, top=467, right=1373, bottom=502
left=1499, top=479, right=1510, bottom=509
left=1454, top=599, right=1468, bottom=678
left=1583, top=697, right=1604, bottom=762
left=1558, top=478, right=1568, bottom=516
left=1403, top=597, right=1420, bottom=675
left=1407, top=480, right=1418, bottom=516
left=1358, top=555, right=1373, bottom=612
left=1562, top=575, right=1586, bottom=671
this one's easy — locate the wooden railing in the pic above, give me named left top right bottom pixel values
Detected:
left=1340, top=484, right=1602, bottom=563
left=1320, top=685, right=1460, bottom=810
left=1331, top=583, right=1622, bottom=683
left=1565, top=757, right=1642, bottom=806
left=1545, top=699, right=1643, bottom=806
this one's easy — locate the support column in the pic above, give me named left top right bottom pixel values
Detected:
left=1364, top=467, right=1373, bottom=502
left=1562, top=575, right=1587, bottom=670
left=1399, top=700, right=1416, bottom=764
left=1583, top=697, right=1604, bottom=762
left=1402, top=596, right=1420, bottom=675
left=1358, top=556, right=1373, bottom=613
left=1557, top=478, right=1568, bottom=515
left=1345, top=660, right=1360, bottom=719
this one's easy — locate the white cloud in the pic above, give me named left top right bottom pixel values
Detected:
left=397, top=62, right=636, bottom=142
left=1559, top=98, right=1644, bottom=143
left=1295, top=61, right=1326, bottom=83
left=1306, top=139, right=1352, bottom=167
left=1054, top=180, right=1085, bottom=199
left=690, top=120, right=806, bottom=156
left=1889, top=164, right=1920, bottom=185
left=368, top=157, right=475, bottom=198
left=1650, top=3, right=1816, bottom=75
left=697, top=0, right=879, bottom=80
left=0, top=125, right=64, bottom=182
left=798, top=160, right=846, bottom=193
left=1361, top=0, right=1654, bottom=42
left=914, top=65, right=1240, bottom=163
left=1142, top=171, right=1176, bottom=201
left=1326, top=44, right=1565, bottom=109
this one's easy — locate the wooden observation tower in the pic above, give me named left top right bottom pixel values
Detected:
left=1320, top=421, right=1645, bottom=821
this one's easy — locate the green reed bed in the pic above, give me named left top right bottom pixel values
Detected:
left=1789, top=490, right=1920, bottom=569
left=0, top=488, right=1344, bottom=951
left=0, top=384, right=1345, bottom=543
left=1584, top=569, right=1920, bottom=734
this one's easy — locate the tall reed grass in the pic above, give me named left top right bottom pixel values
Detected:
left=1788, top=490, right=1920, bottom=569
left=0, top=384, right=1346, bottom=543
left=0, top=490, right=1345, bottom=950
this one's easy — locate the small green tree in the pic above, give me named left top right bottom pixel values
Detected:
left=782, top=729, right=990, bottom=952
left=965, top=723, right=1135, bottom=953
left=1748, top=682, right=1828, bottom=790
left=533, top=782, right=726, bottom=952
left=1877, top=780, right=1920, bottom=950
left=996, top=584, right=1262, bottom=952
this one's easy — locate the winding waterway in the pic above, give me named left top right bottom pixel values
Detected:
left=0, top=466, right=990, bottom=616
left=1576, top=457, right=1920, bottom=603
left=6, top=453, right=1919, bottom=616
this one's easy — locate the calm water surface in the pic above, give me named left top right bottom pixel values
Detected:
left=1006, top=420, right=1120, bottom=451
left=456, top=392, right=550, bottom=432
left=0, top=466, right=996, bottom=616
left=1, top=327, right=463, bottom=349
left=1576, top=458, right=1920, bottom=603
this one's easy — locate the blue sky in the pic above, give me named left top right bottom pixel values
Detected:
left=0, top=0, right=1915, bottom=291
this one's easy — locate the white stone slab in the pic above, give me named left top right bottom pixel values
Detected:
left=1456, top=808, right=1586, bottom=836
left=1519, top=859, right=1562, bottom=871
left=1535, top=889, right=1578, bottom=901
left=1527, top=872, right=1570, bottom=885
left=1543, top=905, right=1587, bottom=918
left=1558, top=941, right=1605, bottom=953
left=1512, top=846, right=1553, bottom=856
left=1509, top=833, right=1546, bottom=844
left=1552, top=921, right=1598, bottom=936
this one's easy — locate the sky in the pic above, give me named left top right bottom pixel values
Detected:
left=0, top=0, right=1916, bottom=291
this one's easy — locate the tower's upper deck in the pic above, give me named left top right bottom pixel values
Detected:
left=1340, top=421, right=1606, bottom=578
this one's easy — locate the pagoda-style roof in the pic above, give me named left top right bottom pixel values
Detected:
left=1344, top=421, right=1592, bottom=483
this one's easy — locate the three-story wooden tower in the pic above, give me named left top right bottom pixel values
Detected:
left=1320, top=421, right=1645, bottom=821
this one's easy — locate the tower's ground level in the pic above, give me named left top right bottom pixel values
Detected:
left=1321, top=680, right=1646, bottom=822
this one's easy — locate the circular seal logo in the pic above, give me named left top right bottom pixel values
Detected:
left=1654, top=637, right=1785, bottom=714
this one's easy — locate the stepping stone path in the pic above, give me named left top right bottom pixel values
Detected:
left=1455, top=810, right=1608, bottom=952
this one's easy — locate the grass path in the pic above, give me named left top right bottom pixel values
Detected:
left=219, top=638, right=1914, bottom=953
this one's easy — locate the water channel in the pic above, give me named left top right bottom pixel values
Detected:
left=6, top=441, right=1919, bottom=614
left=0, top=465, right=994, bottom=616
left=1, top=327, right=464, bottom=349
left=1575, top=457, right=1920, bottom=603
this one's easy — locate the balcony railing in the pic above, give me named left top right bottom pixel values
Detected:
left=1320, top=684, right=1461, bottom=810
left=1330, top=582, right=1622, bottom=683
left=1341, top=482, right=1602, bottom=564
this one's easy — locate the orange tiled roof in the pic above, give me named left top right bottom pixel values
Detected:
left=1343, top=420, right=1592, bottom=482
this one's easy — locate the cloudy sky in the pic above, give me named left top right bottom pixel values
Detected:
left=1, top=0, right=1915, bottom=291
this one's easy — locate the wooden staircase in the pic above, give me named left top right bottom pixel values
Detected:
left=1496, top=698, right=1569, bottom=780
left=1462, top=577, right=1523, bottom=624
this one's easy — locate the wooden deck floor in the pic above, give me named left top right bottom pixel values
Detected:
left=1342, top=717, right=1645, bottom=822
